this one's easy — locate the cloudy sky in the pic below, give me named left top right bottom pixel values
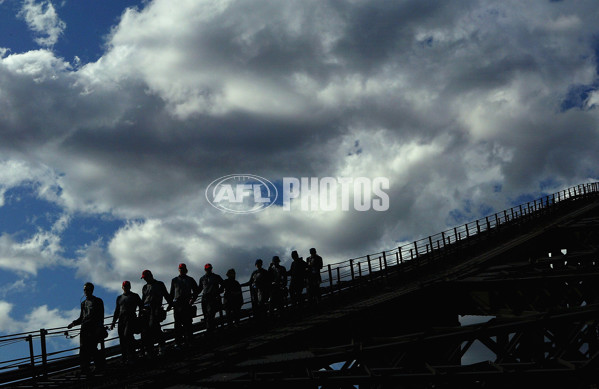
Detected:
left=0, top=0, right=598, bottom=360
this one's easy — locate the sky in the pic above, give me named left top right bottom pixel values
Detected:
left=0, top=0, right=598, bottom=363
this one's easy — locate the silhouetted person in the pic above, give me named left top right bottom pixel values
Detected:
left=68, top=282, right=106, bottom=375
left=110, top=280, right=142, bottom=365
left=198, top=263, right=224, bottom=331
left=140, top=269, right=172, bottom=357
left=243, top=259, right=271, bottom=320
left=268, top=256, right=288, bottom=315
left=289, top=250, right=307, bottom=306
left=306, top=248, right=323, bottom=304
left=221, top=268, right=243, bottom=326
left=169, top=263, right=199, bottom=347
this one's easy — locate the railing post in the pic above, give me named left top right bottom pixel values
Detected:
left=486, top=216, right=491, bottom=232
left=40, top=328, right=48, bottom=378
left=328, top=264, right=333, bottom=293
left=382, top=251, right=388, bottom=274
left=476, top=220, right=481, bottom=234
left=428, top=237, right=433, bottom=256
left=27, top=334, right=36, bottom=381
left=399, top=249, right=403, bottom=264
left=336, top=267, right=341, bottom=292
left=350, top=259, right=355, bottom=280
left=465, top=224, right=470, bottom=238
left=367, top=255, right=373, bottom=280
left=413, top=242, right=419, bottom=259
left=519, top=205, right=523, bottom=218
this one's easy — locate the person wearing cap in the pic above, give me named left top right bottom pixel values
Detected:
left=289, top=250, right=307, bottom=306
left=220, top=268, right=243, bottom=326
left=242, top=259, right=272, bottom=320
left=306, top=248, right=324, bottom=304
left=140, top=270, right=173, bottom=357
left=198, top=264, right=224, bottom=331
left=268, top=256, right=288, bottom=316
left=111, top=281, right=142, bottom=365
left=67, top=282, right=106, bottom=375
left=169, top=263, right=199, bottom=347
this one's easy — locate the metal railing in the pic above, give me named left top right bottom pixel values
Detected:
left=1, top=181, right=598, bottom=385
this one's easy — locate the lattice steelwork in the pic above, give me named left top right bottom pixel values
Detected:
left=3, top=183, right=599, bottom=388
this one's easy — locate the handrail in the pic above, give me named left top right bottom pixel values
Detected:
left=1, top=181, right=599, bottom=384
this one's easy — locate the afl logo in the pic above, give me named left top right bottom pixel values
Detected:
left=205, top=174, right=278, bottom=214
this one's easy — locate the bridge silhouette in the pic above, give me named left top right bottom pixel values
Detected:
left=2, top=183, right=599, bottom=388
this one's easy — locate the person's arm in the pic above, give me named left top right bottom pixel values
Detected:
left=218, top=275, right=225, bottom=292
left=162, top=282, right=174, bottom=306
left=110, top=296, right=119, bottom=330
left=169, top=278, right=176, bottom=302
left=190, top=278, right=199, bottom=304
left=240, top=273, right=253, bottom=287
left=167, top=279, right=176, bottom=310
left=97, top=298, right=105, bottom=327
left=68, top=303, right=83, bottom=328
left=197, top=277, right=204, bottom=295
left=136, top=294, right=143, bottom=315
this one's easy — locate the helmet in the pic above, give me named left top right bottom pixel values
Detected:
left=178, top=263, right=187, bottom=270
left=204, top=263, right=213, bottom=270
left=122, top=280, right=131, bottom=288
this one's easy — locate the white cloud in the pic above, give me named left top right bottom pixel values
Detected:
left=18, top=0, right=66, bottom=47
left=0, top=0, right=598, bottom=296
left=0, top=300, right=78, bottom=336
left=0, top=279, right=28, bottom=299
left=0, top=229, right=67, bottom=275
left=587, top=91, right=599, bottom=109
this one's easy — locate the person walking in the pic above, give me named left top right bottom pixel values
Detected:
left=198, top=263, right=224, bottom=331
left=169, top=263, right=199, bottom=347
left=306, top=248, right=323, bottom=304
left=288, top=250, right=307, bottom=306
left=244, top=259, right=271, bottom=320
left=268, top=256, right=288, bottom=316
left=140, top=270, right=172, bottom=357
left=68, top=282, right=106, bottom=375
left=110, top=280, right=142, bottom=365
left=221, top=268, right=243, bottom=326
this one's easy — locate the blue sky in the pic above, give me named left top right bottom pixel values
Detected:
left=0, top=0, right=599, bottom=364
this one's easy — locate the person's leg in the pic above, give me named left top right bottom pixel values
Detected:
left=182, top=305, right=193, bottom=344
left=118, top=325, right=128, bottom=363
left=79, top=333, right=92, bottom=373
left=173, top=305, right=183, bottom=346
